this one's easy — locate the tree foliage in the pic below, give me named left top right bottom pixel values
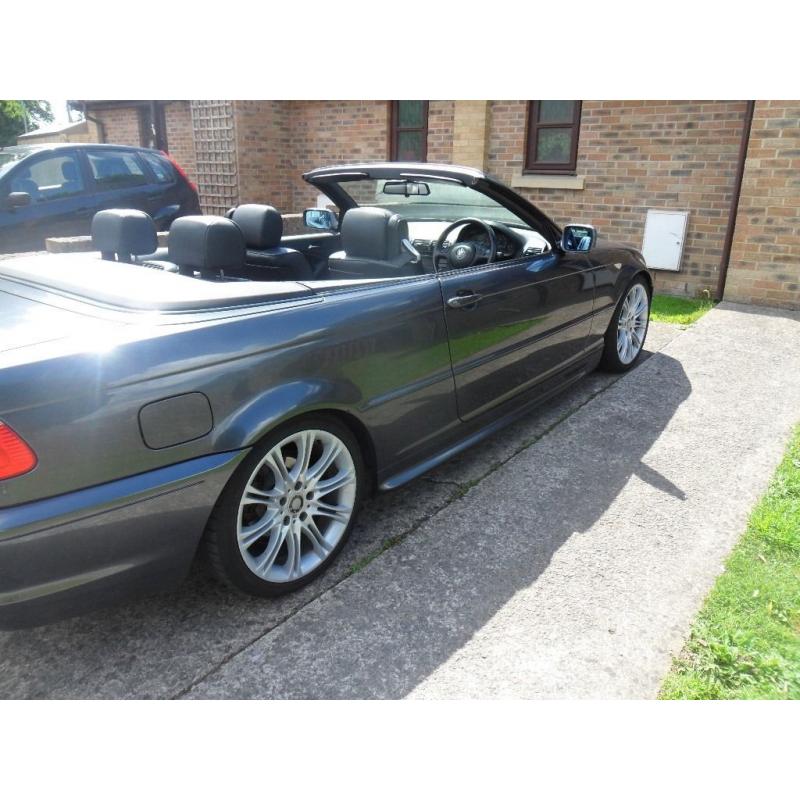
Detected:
left=0, top=101, right=55, bottom=147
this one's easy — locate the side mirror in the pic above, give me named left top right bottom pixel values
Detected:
left=561, top=223, right=596, bottom=252
left=303, top=208, right=338, bottom=231
left=7, top=191, right=32, bottom=210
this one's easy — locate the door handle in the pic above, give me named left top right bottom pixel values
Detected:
left=447, top=292, right=483, bottom=309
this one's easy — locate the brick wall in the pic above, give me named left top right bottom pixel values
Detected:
left=286, top=100, right=390, bottom=212
left=96, top=106, right=141, bottom=146
left=724, top=101, right=800, bottom=310
left=164, top=101, right=197, bottom=185
left=233, top=100, right=293, bottom=212
left=487, top=100, right=748, bottom=298
left=427, top=100, right=454, bottom=163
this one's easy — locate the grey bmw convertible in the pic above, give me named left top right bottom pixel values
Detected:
left=0, top=162, right=652, bottom=627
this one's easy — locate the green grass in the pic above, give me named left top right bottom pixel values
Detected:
left=660, top=424, right=800, bottom=699
left=650, top=294, right=715, bottom=325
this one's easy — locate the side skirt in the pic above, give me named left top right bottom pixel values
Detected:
left=379, top=345, right=603, bottom=491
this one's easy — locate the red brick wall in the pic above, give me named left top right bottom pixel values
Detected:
left=164, top=101, right=197, bottom=185
left=95, top=107, right=141, bottom=146
left=725, top=101, right=800, bottom=309
left=487, top=100, right=748, bottom=297
left=285, top=100, right=390, bottom=211
left=233, top=100, right=293, bottom=212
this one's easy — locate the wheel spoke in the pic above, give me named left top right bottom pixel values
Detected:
left=264, top=451, right=290, bottom=488
left=239, top=509, right=281, bottom=548
left=315, top=468, right=355, bottom=496
left=290, top=431, right=315, bottom=480
left=300, top=517, right=332, bottom=557
left=310, top=500, right=350, bottom=524
left=242, top=485, right=282, bottom=505
left=307, top=440, right=343, bottom=483
left=253, top=525, right=288, bottom=576
left=284, top=522, right=303, bottom=579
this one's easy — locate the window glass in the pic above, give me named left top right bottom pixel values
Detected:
left=334, top=178, right=530, bottom=228
left=537, top=100, right=576, bottom=123
left=141, top=151, right=175, bottom=184
left=390, top=101, right=428, bottom=161
left=8, top=153, right=84, bottom=202
left=525, top=101, right=582, bottom=173
left=87, top=150, right=149, bottom=189
left=0, top=150, right=29, bottom=181
left=536, top=128, right=573, bottom=163
left=397, top=130, right=425, bottom=161
left=398, top=101, right=426, bottom=128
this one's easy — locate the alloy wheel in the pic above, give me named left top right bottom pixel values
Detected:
left=616, top=283, right=649, bottom=365
left=236, top=429, right=357, bottom=582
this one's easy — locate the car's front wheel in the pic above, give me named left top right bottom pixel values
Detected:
left=600, top=276, right=651, bottom=372
left=203, top=416, right=364, bottom=596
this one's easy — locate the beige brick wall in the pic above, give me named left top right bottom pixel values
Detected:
left=452, top=100, right=490, bottom=170
left=427, top=100, right=454, bottom=163
left=724, top=100, right=800, bottom=310
left=487, top=100, right=748, bottom=298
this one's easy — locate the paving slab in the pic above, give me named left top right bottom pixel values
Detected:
left=185, top=303, right=800, bottom=699
left=0, top=322, right=676, bottom=699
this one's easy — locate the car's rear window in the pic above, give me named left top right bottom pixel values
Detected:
left=141, top=151, right=175, bottom=184
left=87, top=150, right=149, bottom=190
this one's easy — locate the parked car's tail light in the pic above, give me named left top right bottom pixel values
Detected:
left=0, top=422, right=37, bottom=480
left=161, top=150, right=199, bottom=195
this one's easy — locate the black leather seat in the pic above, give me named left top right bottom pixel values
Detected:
left=328, top=207, right=422, bottom=279
left=91, top=208, right=163, bottom=263
left=163, top=215, right=246, bottom=278
left=228, top=204, right=312, bottom=281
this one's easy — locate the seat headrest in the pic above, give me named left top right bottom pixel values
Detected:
left=340, top=207, right=408, bottom=260
left=168, top=216, right=245, bottom=272
left=92, top=209, right=158, bottom=261
left=230, top=204, right=283, bottom=249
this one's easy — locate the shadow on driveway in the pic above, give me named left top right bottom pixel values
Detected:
left=0, top=334, right=689, bottom=699
left=182, top=352, right=691, bottom=698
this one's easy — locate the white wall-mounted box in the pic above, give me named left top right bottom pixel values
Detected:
left=641, top=209, right=689, bottom=271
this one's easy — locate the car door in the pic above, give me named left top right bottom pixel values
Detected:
left=82, top=148, right=155, bottom=219
left=0, top=149, right=94, bottom=252
left=438, top=248, right=595, bottom=422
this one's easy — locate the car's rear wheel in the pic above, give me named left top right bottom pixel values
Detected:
left=203, top=416, right=364, bottom=596
left=600, top=276, right=651, bottom=372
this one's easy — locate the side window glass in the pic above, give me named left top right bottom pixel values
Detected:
left=141, top=151, right=175, bottom=184
left=9, top=153, right=85, bottom=203
left=87, top=150, right=149, bottom=190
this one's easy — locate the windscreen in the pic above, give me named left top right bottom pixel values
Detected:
left=0, top=151, right=29, bottom=181
left=333, top=178, right=531, bottom=228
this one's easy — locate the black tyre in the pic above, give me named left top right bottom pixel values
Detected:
left=599, top=276, right=651, bottom=373
left=203, top=415, right=365, bottom=597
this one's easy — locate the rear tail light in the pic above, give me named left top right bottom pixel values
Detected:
left=0, top=422, right=37, bottom=480
left=160, top=150, right=199, bottom=195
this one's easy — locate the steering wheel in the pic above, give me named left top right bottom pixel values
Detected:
left=433, top=217, right=497, bottom=270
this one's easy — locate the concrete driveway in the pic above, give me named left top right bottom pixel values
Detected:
left=1, top=303, right=798, bottom=699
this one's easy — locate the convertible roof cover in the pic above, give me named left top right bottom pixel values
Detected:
left=0, top=253, right=312, bottom=312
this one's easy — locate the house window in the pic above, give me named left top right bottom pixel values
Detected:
left=390, top=101, right=429, bottom=161
left=525, top=101, right=582, bottom=174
